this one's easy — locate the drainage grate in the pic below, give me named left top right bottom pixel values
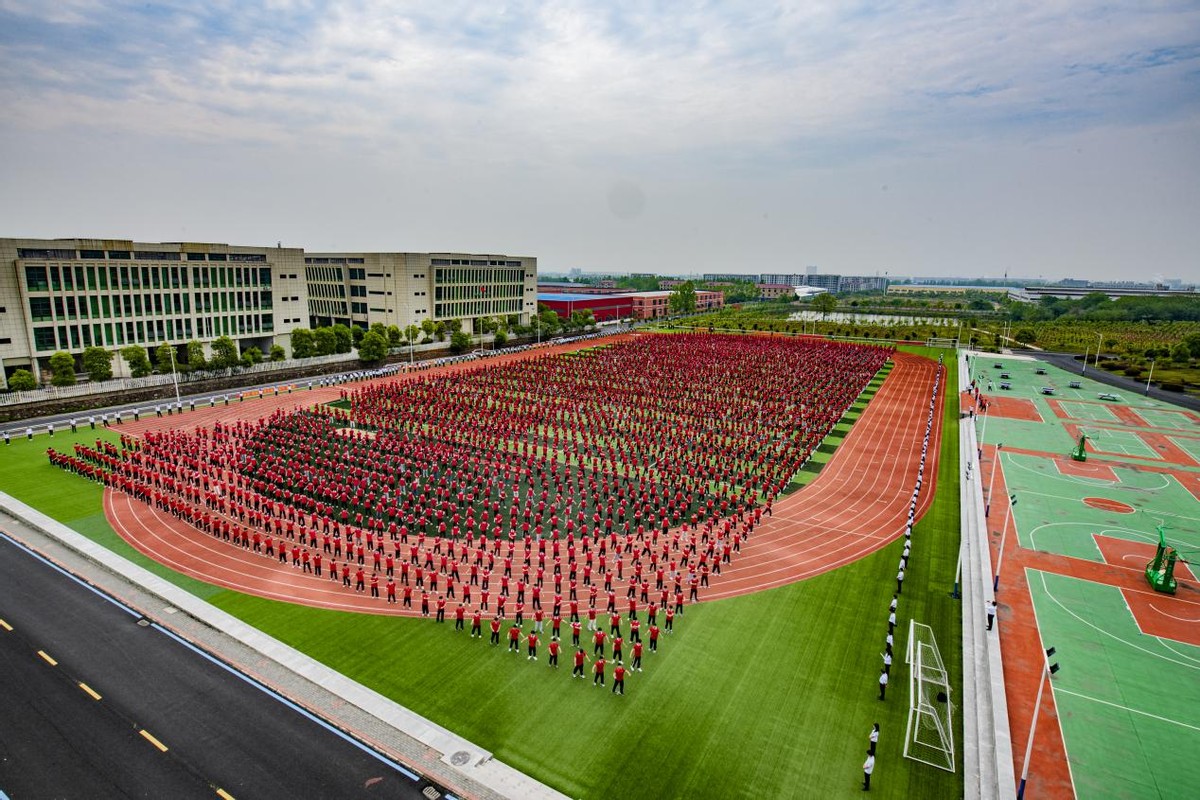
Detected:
left=422, top=786, right=442, bottom=799
left=449, top=750, right=471, bottom=766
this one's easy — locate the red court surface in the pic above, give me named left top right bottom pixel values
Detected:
left=1053, top=458, right=1118, bottom=482
left=103, top=345, right=944, bottom=616
left=1082, top=497, right=1134, bottom=513
left=983, top=397, right=1043, bottom=422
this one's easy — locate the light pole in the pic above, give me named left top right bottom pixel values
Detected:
left=985, top=443, right=1003, bottom=517
left=977, top=401, right=991, bottom=460
left=408, top=331, right=413, bottom=367
left=1145, top=359, right=1155, bottom=395
left=994, top=494, right=1017, bottom=591
left=1016, top=648, right=1061, bottom=800
left=168, top=344, right=181, bottom=410
left=1080, top=344, right=1089, bottom=375
left=1094, top=333, right=1103, bottom=369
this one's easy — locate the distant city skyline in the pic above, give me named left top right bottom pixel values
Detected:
left=1, top=2, right=1197, bottom=282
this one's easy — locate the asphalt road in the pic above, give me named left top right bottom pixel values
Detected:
left=0, top=534, right=435, bottom=800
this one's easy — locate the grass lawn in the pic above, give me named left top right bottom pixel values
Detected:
left=0, top=347, right=963, bottom=798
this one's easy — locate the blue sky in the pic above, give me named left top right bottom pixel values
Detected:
left=1, top=1, right=1197, bottom=281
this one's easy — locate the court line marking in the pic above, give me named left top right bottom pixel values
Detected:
left=1054, top=688, right=1200, bottom=733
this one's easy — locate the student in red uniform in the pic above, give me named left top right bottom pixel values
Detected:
left=631, top=640, right=643, bottom=671
left=490, top=616, right=502, bottom=645
left=612, top=662, right=626, bottom=695
left=572, top=648, right=588, bottom=678
left=470, top=609, right=483, bottom=637
left=593, top=656, right=607, bottom=687
left=547, top=639, right=560, bottom=668
left=649, top=623, right=660, bottom=652
left=593, top=628, right=607, bottom=657
left=508, top=623, right=522, bottom=652
left=386, top=578, right=397, bottom=604
left=454, top=603, right=466, bottom=631
left=525, top=630, right=539, bottom=660
left=435, top=594, right=447, bottom=622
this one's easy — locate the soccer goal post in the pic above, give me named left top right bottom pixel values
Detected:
left=904, top=620, right=956, bottom=772
left=926, top=337, right=958, bottom=349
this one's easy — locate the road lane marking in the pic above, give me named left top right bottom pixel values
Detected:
left=0, top=618, right=12, bottom=631
left=216, top=789, right=236, bottom=800
left=37, top=650, right=57, bottom=666
left=139, top=729, right=169, bottom=752
left=79, top=682, right=102, bottom=701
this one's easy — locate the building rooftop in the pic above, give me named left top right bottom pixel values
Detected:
left=537, top=292, right=627, bottom=302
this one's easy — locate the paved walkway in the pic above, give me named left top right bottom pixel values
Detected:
left=0, top=491, right=567, bottom=800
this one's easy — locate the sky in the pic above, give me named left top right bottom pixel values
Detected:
left=1, top=1, right=1198, bottom=282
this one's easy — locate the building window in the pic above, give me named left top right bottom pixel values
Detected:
left=25, top=266, right=48, bottom=291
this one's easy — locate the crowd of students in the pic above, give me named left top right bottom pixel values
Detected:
left=49, top=333, right=895, bottom=695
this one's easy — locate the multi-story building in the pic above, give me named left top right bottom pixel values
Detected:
left=1, top=237, right=307, bottom=385
left=1, top=239, right=537, bottom=388
left=703, top=272, right=760, bottom=283
left=757, top=283, right=797, bottom=300
left=304, top=251, right=536, bottom=334
left=628, top=290, right=724, bottom=319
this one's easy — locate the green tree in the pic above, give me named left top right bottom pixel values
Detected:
left=351, top=325, right=366, bottom=347
left=434, top=321, right=447, bottom=342
left=669, top=281, right=698, bottom=315
left=812, top=293, right=837, bottom=315
left=494, top=328, right=508, bottom=347
left=121, top=345, right=152, bottom=378
left=420, top=319, right=435, bottom=341
left=446, top=318, right=463, bottom=334
left=210, top=336, right=240, bottom=369
left=8, top=369, right=37, bottom=391
left=1014, top=328, right=1037, bottom=345
left=331, top=324, right=353, bottom=354
left=358, top=330, right=388, bottom=363
left=48, top=351, right=76, bottom=386
left=405, top=324, right=421, bottom=345
left=154, top=343, right=177, bottom=374
left=241, top=346, right=264, bottom=366
left=81, top=346, right=113, bottom=382
left=290, top=328, right=315, bottom=358
left=387, top=325, right=402, bottom=348
left=449, top=329, right=471, bottom=354
left=1170, top=342, right=1191, bottom=363
left=269, top=344, right=287, bottom=362
left=187, top=340, right=207, bottom=371
left=314, top=327, right=337, bottom=356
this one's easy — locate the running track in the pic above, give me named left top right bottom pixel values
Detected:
left=104, top=343, right=943, bottom=615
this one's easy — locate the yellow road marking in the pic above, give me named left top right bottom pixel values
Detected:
left=216, top=789, right=236, bottom=800
left=79, top=682, right=102, bottom=701
left=37, top=650, right=58, bottom=666
left=139, top=729, right=169, bottom=752
left=0, top=618, right=12, bottom=631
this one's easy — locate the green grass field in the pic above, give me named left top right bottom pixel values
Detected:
left=0, top=347, right=963, bottom=798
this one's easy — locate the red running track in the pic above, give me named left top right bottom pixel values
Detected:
left=103, top=347, right=943, bottom=615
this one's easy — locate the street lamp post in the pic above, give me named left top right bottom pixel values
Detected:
left=994, top=494, right=1017, bottom=591
left=985, top=443, right=1003, bottom=517
left=1016, top=648, right=1061, bottom=800
left=1145, top=359, right=1155, bottom=395
left=1081, top=344, right=1089, bottom=375
left=167, top=345, right=181, bottom=410
left=977, top=401, right=991, bottom=460
left=1094, top=333, right=1103, bottom=369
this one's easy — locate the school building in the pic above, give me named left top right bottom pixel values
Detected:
left=0, top=237, right=536, bottom=387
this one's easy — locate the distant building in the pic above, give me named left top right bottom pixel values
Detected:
left=626, top=290, right=724, bottom=319
left=703, top=272, right=760, bottom=283
left=757, top=283, right=797, bottom=300
left=659, top=279, right=686, bottom=290
left=888, top=284, right=1016, bottom=295
left=538, top=282, right=628, bottom=296
left=536, top=292, right=632, bottom=321
left=1018, top=282, right=1197, bottom=301
left=760, top=273, right=888, bottom=293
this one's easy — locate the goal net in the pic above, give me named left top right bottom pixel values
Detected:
left=925, top=337, right=958, bottom=349
left=904, top=620, right=956, bottom=772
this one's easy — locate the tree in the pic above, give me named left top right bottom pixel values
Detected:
left=290, top=328, right=315, bottom=358
left=8, top=369, right=37, bottom=391
left=48, top=351, right=76, bottom=386
left=446, top=318, right=463, bottom=334
left=668, top=281, right=698, bottom=315
left=358, top=330, right=388, bottom=363
left=187, top=340, right=207, bottom=371
left=351, top=325, right=366, bottom=347
left=494, top=328, right=508, bottom=347
left=210, top=336, right=240, bottom=369
left=269, top=344, right=286, bottom=362
left=420, top=319, right=435, bottom=341
left=331, top=324, right=353, bottom=354
left=387, top=325, right=402, bottom=348
left=434, top=321, right=447, bottom=342
left=1171, top=342, right=1191, bottom=363
left=121, top=345, right=152, bottom=378
left=449, top=329, right=471, bottom=354
left=81, top=346, right=113, bottom=382
left=811, top=293, right=837, bottom=315
left=1014, top=328, right=1037, bottom=345
left=405, top=324, right=420, bottom=345
left=314, top=327, right=337, bottom=356
left=241, top=346, right=264, bottom=366
left=154, top=343, right=177, bottom=374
